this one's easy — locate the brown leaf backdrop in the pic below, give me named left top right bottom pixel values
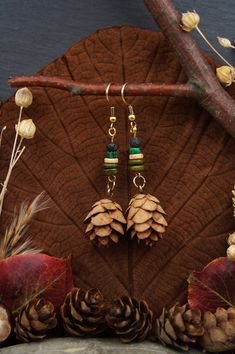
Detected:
left=0, top=26, right=235, bottom=315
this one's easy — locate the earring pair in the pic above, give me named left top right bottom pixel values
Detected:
left=84, top=83, right=168, bottom=247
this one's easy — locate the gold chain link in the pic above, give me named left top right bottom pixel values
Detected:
left=133, top=173, right=146, bottom=192
left=107, top=175, right=116, bottom=196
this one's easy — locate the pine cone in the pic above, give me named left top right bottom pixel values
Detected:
left=106, top=296, right=153, bottom=343
left=201, top=307, right=235, bottom=352
left=155, top=303, right=204, bottom=351
left=61, top=288, right=106, bottom=336
left=126, top=194, right=167, bottom=246
left=84, top=199, right=126, bottom=247
left=15, top=298, right=57, bottom=342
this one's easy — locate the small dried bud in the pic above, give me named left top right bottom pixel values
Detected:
left=216, top=66, right=235, bottom=86
left=16, top=119, right=36, bottom=139
left=227, top=245, right=235, bottom=261
left=15, top=87, right=33, bottom=108
left=228, top=232, right=235, bottom=246
left=181, top=11, right=200, bottom=32
left=217, top=36, right=233, bottom=48
left=0, top=304, right=12, bottom=344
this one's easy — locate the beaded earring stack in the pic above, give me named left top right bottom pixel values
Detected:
left=128, top=136, right=144, bottom=174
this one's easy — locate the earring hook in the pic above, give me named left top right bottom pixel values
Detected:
left=106, top=83, right=115, bottom=117
left=121, top=83, right=135, bottom=115
left=121, top=82, right=131, bottom=106
left=106, top=82, right=112, bottom=104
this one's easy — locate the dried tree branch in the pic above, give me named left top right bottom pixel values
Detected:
left=8, top=77, right=196, bottom=98
left=144, top=0, right=235, bottom=138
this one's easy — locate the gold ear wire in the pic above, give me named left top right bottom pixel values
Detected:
left=121, top=82, right=129, bottom=105
left=121, top=82, right=135, bottom=115
left=106, top=83, right=115, bottom=117
left=106, top=82, right=112, bottom=104
left=121, top=83, right=137, bottom=137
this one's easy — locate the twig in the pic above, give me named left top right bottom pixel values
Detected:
left=8, top=77, right=196, bottom=98
left=0, top=107, right=25, bottom=216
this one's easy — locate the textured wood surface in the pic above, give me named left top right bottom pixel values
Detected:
left=0, top=26, right=235, bottom=315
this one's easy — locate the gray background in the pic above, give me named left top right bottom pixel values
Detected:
left=1, top=0, right=235, bottom=100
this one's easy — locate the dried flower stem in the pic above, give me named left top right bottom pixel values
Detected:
left=0, top=107, right=25, bottom=216
left=195, top=26, right=233, bottom=68
left=0, top=192, right=48, bottom=259
left=0, top=126, right=6, bottom=149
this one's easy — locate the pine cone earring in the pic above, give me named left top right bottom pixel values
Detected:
left=84, top=84, right=126, bottom=247
left=121, top=83, right=168, bottom=246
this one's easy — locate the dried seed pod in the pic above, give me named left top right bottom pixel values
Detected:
left=15, top=87, right=33, bottom=108
left=16, top=119, right=36, bottom=139
left=0, top=304, right=12, bottom=345
left=227, top=244, right=235, bottom=261
left=217, top=36, right=233, bottom=48
left=201, top=307, right=235, bottom=352
left=228, top=232, right=235, bottom=246
left=216, top=66, right=235, bottom=86
left=180, top=11, right=200, bottom=32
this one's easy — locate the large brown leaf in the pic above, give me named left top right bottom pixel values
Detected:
left=0, top=26, right=235, bottom=315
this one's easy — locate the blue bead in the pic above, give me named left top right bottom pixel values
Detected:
left=107, top=143, right=118, bottom=152
left=130, top=137, right=141, bottom=147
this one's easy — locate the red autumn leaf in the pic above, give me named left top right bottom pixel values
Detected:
left=188, top=257, right=235, bottom=313
left=0, top=254, right=72, bottom=313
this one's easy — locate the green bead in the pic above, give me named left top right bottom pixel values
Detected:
left=129, top=147, right=141, bottom=154
left=128, top=158, right=144, bottom=166
left=103, top=163, right=118, bottom=169
left=129, top=165, right=145, bottom=172
left=104, top=168, right=118, bottom=176
left=106, top=151, right=117, bottom=158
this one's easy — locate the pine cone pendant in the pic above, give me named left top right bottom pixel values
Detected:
left=126, top=194, right=168, bottom=246
left=84, top=199, right=126, bottom=247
